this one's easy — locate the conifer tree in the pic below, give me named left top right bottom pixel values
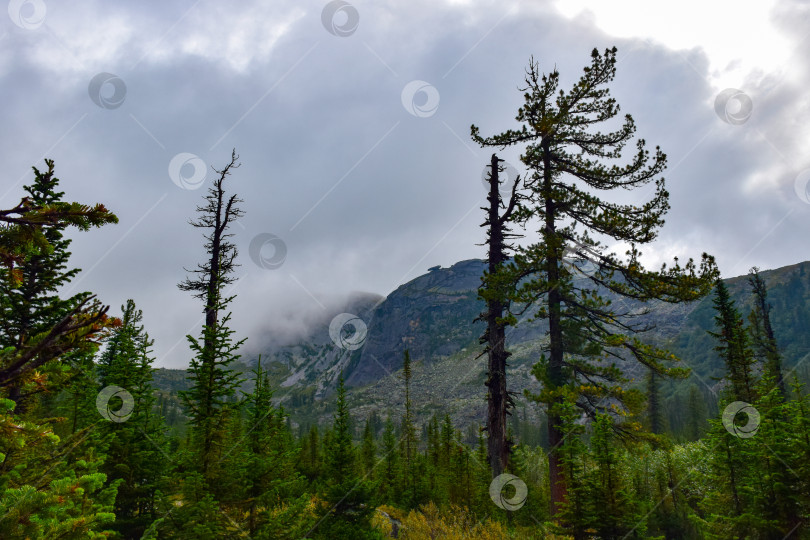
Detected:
left=238, top=359, right=303, bottom=535
left=177, top=150, right=246, bottom=482
left=96, top=299, right=167, bottom=539
left=684, top=385, right=707, bottom=441
left=0, top=159, right=117, bottom=395
left=0, top=160, right=119, bottom=538
left=646, top=369, right=665, bottom=435
left=476, top=153, right=523, bottom=478
left=380, top=417, right=399, bottom=502
left=315, top=375, right=376, bottom=539
left=472, top=47, right=718, bottom=517
left=300, top=424, right=322, bottom=481
left=747, top=267, right=786, bottom=398
left=588, top=413, right=644, bottom=538
left=360, top=417, right=377, bottom=477
left=399, top=349, right=418, bottom=505
left=709, top=279, right=757, bottom=402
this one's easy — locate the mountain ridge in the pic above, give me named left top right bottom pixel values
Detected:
left=154, top=258, right=810, bottom=434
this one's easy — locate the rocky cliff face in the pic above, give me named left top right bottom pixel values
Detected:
left=347, top=259, right=487, bottom=386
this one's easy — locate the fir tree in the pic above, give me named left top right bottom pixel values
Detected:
left=380, top=416, right=399, bottom=502
left=588, top=413, right=644, bottom=539
left=684, top=385, right=707, bottom=441
left=747, top=267, right=786, bottom=398
left=96, top=299, right=167, bottom=539
left=238, top=359, right=304, bottom=535
left=646, top=369, right=665, bottom=435
left=709, top=279, right=757, bottom=402
left=300, top=424, right=322, bottom=481
left=177, top=150, right=246, bottom=482
left=0, top=160, right=119, bottom=538
left=399, top=349, right=418, bottom=506
left=0, top=159, right=118, bottom=396
left=360, top=417, right=377, bottom=477
left=314, top=375, right=376, bottom=539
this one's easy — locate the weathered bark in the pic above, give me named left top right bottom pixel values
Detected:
left=482, top=153, right=517, bottom=478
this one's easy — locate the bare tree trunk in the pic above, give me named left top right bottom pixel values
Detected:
left=483, top=153, right=513, bottom=478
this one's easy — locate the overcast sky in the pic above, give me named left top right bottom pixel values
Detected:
left=2, top=0, right=809, bottom=369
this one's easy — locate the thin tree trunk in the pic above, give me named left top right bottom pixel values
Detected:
left=201, top=183, right=224, bottom=478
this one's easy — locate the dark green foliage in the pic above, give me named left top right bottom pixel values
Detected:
left=314, top=376, right=378, bottom=539
left=95, top=299, right=168, bottom=539
left=235, top=360, right=306, bottom=535
left=0, top=160, right=120, bottom=539
left=379, top=417, right=399, bottom=502
left=699, top=280, right=810, bottom=538
left=646, top=369, right=666, bottom=435
left=684, top=384, right=708, bottom=441
left=360, top=418, right=376, bottom=477
left=0, top=160, right=117, bottom=393
left=472, top=47, right=719, bottom=518
left=398, top=350, right=420, bottom=506
left=587, top=414, right=645, bottom=539
left=177, top=151, right=246, bottom=483
left=709, top=279, right=757, bottom=402
left=748, top=267, right=787, bottom=398
left=299, top=424, right=322, bottom=481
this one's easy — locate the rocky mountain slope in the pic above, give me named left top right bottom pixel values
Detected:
left=156, top=259, right=810, bottom=434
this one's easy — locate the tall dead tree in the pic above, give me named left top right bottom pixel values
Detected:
left=477, top=153, right=522, bottom=478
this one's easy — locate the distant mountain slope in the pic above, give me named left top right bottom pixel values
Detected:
left=153, top=259, right=810, bottom=432
left=346, top=259, right=487, bottom=386
left=336, top=259, right=810, bottom=388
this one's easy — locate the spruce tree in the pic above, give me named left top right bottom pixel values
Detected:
left=97, top=299, right=167, bottom=539
left=588, top=413, right=644, bottom=538
left=360, top=418, right=377, bottom=477
left=300, top=424, right=322, bottom=481
left=684, top=385, right=707, bottom=441
left=0, top=160, right=119, bottom=538
left=0, top=159, right=118, bottom=395
left=177, top=150, right=246, bottom=482
left=238, top=359, right=304, bottom=535
left=380, top=416, right=399, bottom=502
left=747, top=267, right=786, bottom=398
left=646, top=369, right=665, bottom=435
left=315, top=376, right=375, bottom=539
left=471, top=47, right=718, bottom=517
left=399, top=349, right=418, bottom=506
left=709, top=279, right=757, bottom=402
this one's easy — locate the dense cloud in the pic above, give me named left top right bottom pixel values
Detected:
left=2, top=0, right=808, bottom=368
